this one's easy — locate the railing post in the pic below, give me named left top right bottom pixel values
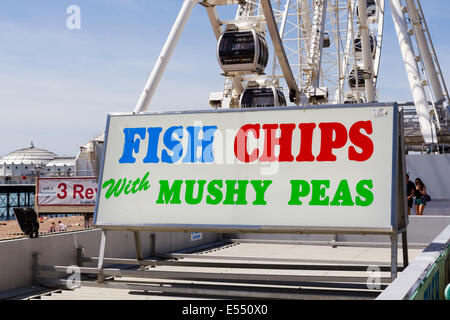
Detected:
left=97, top=230, right=107, bottom=283
left=402, top=231, right=409, bottom=268
left=390, top=232, right=398, bottom=280
left=6, top=192, right=10, bottom=220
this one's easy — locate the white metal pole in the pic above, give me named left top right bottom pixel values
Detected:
left=405, top=0, right=444, bottom=105
left=357, top=0, right=376, bottom=102
left=133, top=0, right=197, bottom=113
left=388, top=0, right=436, bottom=143
left=372, top=0, right=385, bottom=88
left=260, top=0, right=300, bottom=103
left=272, top=0, right=290, bottom=78
left=307, top=0, right=327, bottom=88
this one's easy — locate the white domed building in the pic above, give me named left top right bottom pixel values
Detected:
left=0, top=142, right=76, bottom=183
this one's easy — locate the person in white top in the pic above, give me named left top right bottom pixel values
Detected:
left=57, top=221, right=67, bottom=232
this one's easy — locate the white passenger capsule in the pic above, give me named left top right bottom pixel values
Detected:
left=217, top=27, right=269, bottom=74
left=348, top=68, right=366, bottom=88
left=356, top=0, right=377, bottom=18
left=354, top=33, right=377, bottom=58
left=239, top=85, right=286, bottom=108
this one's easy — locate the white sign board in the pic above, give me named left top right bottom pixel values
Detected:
left=191, top=232, right=203, bottom=241
left=94, top=104, right=401, bottom=233
left=37, top=177, right=98, bottom=206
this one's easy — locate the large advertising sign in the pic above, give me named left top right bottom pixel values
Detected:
left=37, top=177, right=98, bottom=206
left=94, top=104, right=402, bottom=233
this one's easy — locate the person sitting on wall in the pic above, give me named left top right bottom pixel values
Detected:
left=57, top=221, right=67, bottom=232
left=48, top=222, right=56, bottom=233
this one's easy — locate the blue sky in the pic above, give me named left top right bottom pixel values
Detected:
left=0, top=0, right=448, bottom=157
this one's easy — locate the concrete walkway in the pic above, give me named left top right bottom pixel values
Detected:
left=21, top=241, right=424, bottom=300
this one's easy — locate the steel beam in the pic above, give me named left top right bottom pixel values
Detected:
left=40, top=266, right=392, bottom=284
left=78, top=279, right=379, bottom=300
left=260, top=0, right=300, bottom=104
left=389, top=0, right=436, bottom=143
left=357, top=0, right=376, bottom=102
left=133, top=0, right=197, bottom=113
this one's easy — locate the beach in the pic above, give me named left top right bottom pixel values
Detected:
left=0, top=215, right=90, bottom=240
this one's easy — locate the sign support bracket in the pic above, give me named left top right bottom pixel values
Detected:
left=402, top=230, right=409, bottom=267
left=390, top=232, right=398, bottom=280
left=97, top=229, right=107, bottom=283
left=134, top=231, right=144, bottom=269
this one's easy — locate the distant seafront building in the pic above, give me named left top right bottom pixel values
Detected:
left=0, top=142, right=76, bottom=183
left=0, top=138, right=103, bottom=220
left=0, top=133, right=104, bottom=184
left=75, top=133, right=104, bottom=178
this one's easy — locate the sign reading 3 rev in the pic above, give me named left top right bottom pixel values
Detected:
left=37, top=177, right=98, bottom=206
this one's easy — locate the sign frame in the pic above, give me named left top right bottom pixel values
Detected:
left=93, top=103, right=406, bottom=236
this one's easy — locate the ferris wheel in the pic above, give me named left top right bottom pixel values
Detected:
left=133, top=0, right=449, bottom=147
left=202, top=0, right=386, bottom=108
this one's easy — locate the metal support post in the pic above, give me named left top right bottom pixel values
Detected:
left=357, top=0, right=375, bottom=102
left=97, top=229, right=107, bottom=283
left=260, top=0, right=300, bottom=104
left=6, top=192, right=9, bottom=220
left=402, top=230, right=409, bottom=268
left=134, top=231, right=144, bottom=261
left=307, top=0, right=327, bottom=88
left=133, top=0, right=197, bottom=113
left=388, top=0, right=436, bottom=143
left=390, top=232, right=398, bottom=280
left=405, top=0, right=445, bottom=106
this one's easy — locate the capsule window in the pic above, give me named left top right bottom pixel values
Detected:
left=257, top=35, right=268, bottom=68
left=278, top=90, right=287, bottom=106
left=218, top=31, right=255, bottom=66
left=240, top=86, right=286, bottom=108
left=240, top=87, right=275, bottom=108
left=354, top=34, right=376, bottom=57
left=348, top=68, right=365, bottom=88
left=356, top=0, right=377, bottom=17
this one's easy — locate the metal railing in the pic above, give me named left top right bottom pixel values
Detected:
left=0, top=179, right=36, bottom=185
left=0, top=224, right=94, bottom=240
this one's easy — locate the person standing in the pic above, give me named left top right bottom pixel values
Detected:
left=414, top=178, right=428, bottom=216
left=406, top=174, right=416, bottom=215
